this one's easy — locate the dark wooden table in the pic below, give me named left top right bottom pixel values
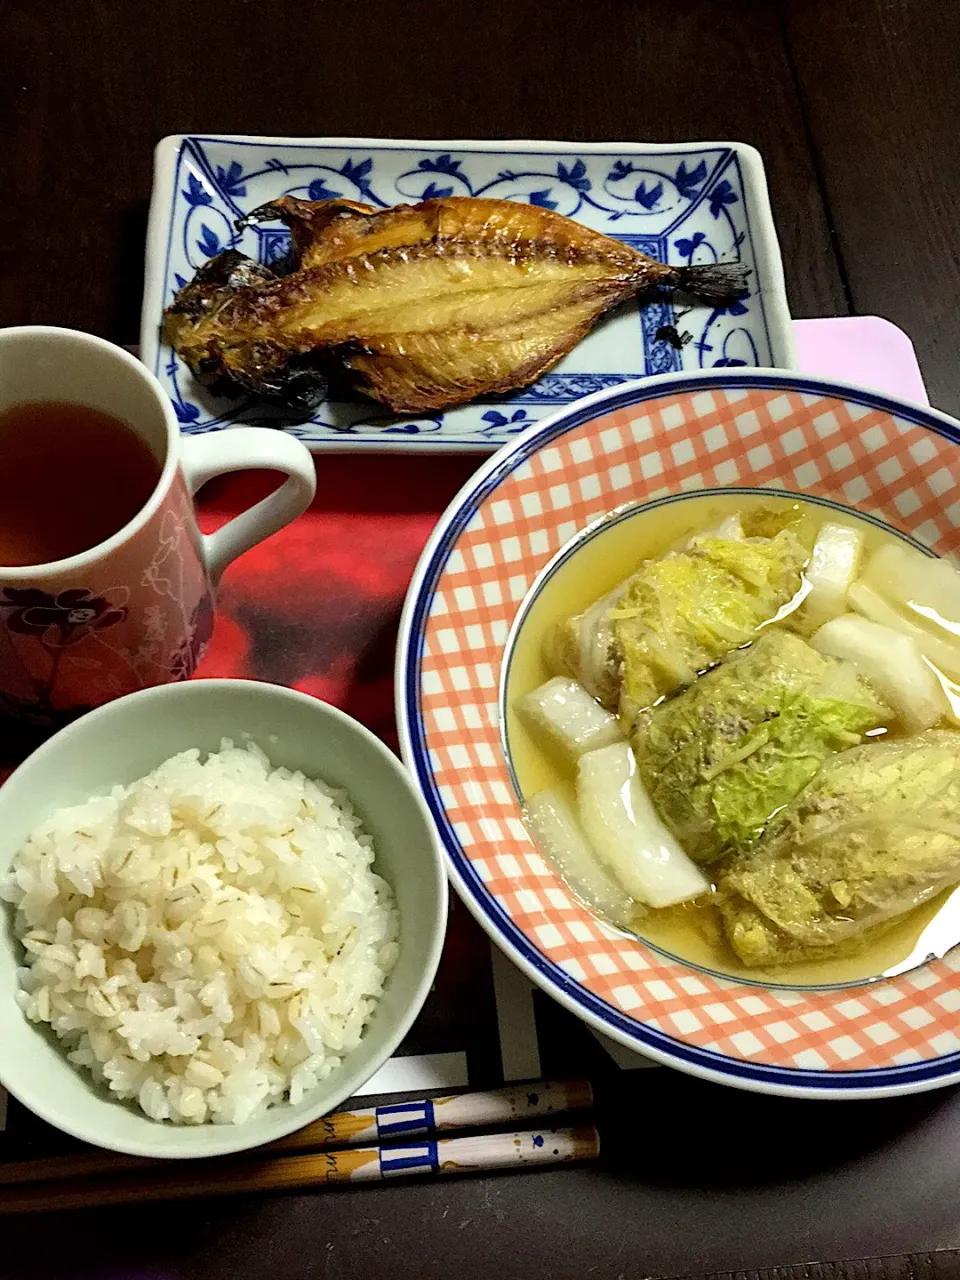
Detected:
left=3, top=2, right=960, bottom=1277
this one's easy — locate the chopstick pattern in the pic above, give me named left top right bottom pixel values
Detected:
left=0, top=1078, right=596, bottom=1214
left=0, top=1126, right=600, bottom=1214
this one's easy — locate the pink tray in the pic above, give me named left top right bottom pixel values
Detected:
left=794, top=315, right=928, bottom=405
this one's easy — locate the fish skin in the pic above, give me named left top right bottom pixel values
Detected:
left=166, top=196, right=736, bottom=414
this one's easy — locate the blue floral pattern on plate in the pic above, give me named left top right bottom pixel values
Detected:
left=142, top=136, right=794, bottom=452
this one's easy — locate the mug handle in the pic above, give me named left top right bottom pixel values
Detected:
left=180, top=428, right=316, bottom=583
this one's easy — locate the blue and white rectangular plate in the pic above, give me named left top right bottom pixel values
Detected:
left=141, top=135, right=796, bottom=454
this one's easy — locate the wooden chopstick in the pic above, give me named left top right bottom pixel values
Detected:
left=0, top=1125, right=600, bottom=1214
left=0, top=1078, right=592, bottom=1188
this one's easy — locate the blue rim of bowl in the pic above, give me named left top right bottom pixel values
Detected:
left=396, top=369, right=960, bottom=1097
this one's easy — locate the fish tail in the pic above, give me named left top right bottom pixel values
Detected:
left=673, top=262, right=751, bottom=305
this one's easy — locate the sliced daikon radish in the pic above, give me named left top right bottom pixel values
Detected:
left=863, top=543, right=960, bottom=635
left=577, top=742, right=709, bottom=908
left=690, top=514, right=744, bottom=544
left=848, top=581, right=960, bottom=682
left=802, top=523, right=863, bottom=625
left=811, top=614, right=946, bottom=732
left=523, top=791, right=639, bottom=926
left=813, top=657, right=889, bottom=716
left=713, top=514, right=744, bottom=541
left=519, top=677, right=623, bottom=761
left=925, top=664, right=960, bottom=727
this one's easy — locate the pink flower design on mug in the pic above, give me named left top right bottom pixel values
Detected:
left=0, top=587, right=128, bottom=648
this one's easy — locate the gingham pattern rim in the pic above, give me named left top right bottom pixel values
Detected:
left=397, top=370, right=960, bottom=1097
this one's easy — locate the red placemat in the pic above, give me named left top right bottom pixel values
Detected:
left=194, top=453, right=478, bottom=746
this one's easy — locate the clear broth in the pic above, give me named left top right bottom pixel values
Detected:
left=505, top=491, right=960, bottom=987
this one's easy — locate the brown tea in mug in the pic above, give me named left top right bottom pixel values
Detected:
left=0, top=401, right=162, bottom=566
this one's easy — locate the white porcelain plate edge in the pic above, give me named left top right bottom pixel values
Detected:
left=141, top=135, right=796, bottom=454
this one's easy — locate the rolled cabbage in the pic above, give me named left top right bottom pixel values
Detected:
left=545, top=579, right=630, bottom=708
left=632, top=631, right=887, bottom=864
left=720, top=730, right=960, bottom=966
left=548, top=518, right=809, bottom=724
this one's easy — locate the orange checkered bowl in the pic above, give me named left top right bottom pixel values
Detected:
left=396, top=369, right=960, bottom=1098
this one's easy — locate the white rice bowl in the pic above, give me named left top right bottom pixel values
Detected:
left=0, top=740, right=399, bottom=1126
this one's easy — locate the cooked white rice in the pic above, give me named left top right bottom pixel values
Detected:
left=0, top=740, right=398, bottom=1125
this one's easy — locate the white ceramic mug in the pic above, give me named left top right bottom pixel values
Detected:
left=0, top=326, right=316, bottom=725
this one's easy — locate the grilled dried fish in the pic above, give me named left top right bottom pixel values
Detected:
left=165, top=196, right=749, bottom=414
